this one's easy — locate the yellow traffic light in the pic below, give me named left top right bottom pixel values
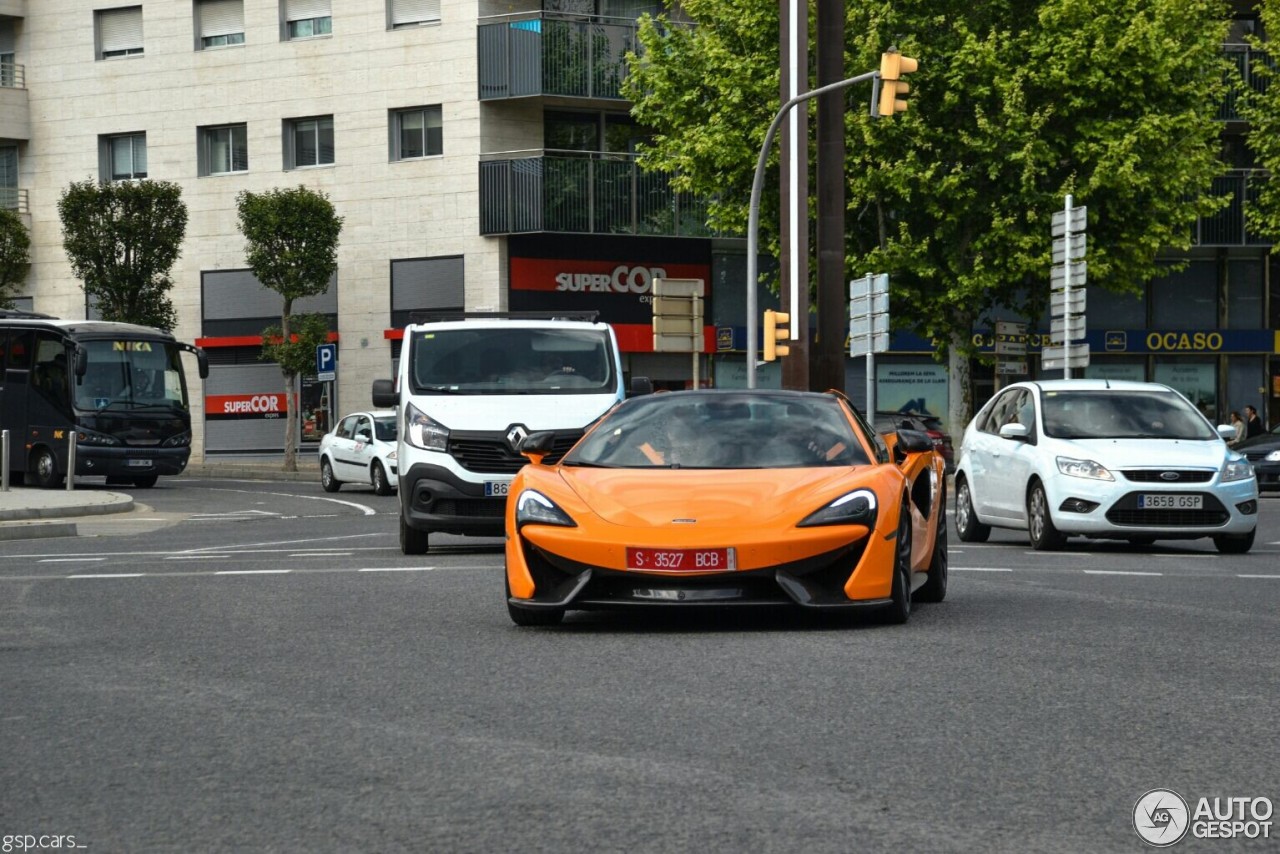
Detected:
left=763, top=310, right=791, bottom=362
left=877, top=49, right=919, bottom=117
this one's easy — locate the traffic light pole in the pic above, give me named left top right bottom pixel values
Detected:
left=746, top=70, right=878, bottom=389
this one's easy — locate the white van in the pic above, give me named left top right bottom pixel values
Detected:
left=372, top=312, right=630, bottom=554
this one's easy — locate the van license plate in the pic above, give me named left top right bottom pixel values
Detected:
left=1138, top=494, right=1201, bottom=509
left=485, top=480, right=510, bottom=497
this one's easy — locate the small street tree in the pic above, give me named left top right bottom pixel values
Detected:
left=57, top=179, right=187, bottom=331
left=0, top=208, right=31, bottom=309
left=236, top=186, right=343, bottom=473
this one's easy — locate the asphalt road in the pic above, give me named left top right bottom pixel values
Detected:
left=2, top=478, right=1278, bottom=852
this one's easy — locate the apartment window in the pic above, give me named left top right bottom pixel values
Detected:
left=199, top=124, right=249, bottom=176
left=285, top=117, right=334, bottom=169
left=283, top=0, right=332, bottom=39
left=0, top=52, right=14, bottom=88
left=97, top=7, right=144, bottom=60
left=102, top=132, right=148, bottom=181
left=392, top=107, right=442, bottom=160
left=197, top=0, right=245, bottom=49
left=389, top=0, right=441, bottom=28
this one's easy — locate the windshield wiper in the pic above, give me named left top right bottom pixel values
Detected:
left=417, top=385, right=461, bottom=395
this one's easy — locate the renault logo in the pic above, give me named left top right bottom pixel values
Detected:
left=506, top=424, right=530, bottom=452
left=1160, top=471, right=1180, bottom=481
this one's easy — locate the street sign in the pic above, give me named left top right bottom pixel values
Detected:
left=996, top=360, right=1028, bottom=376
left=1050, top=289, right=1087, bottom=318
left=1051, top=205, right=1087, bottom=237
left=850, top=313, right=889, bottom=339
left=849, top=331, right=890, bottom=354
left=1049, top=316, right=1086, bottom=344
left=994, top=321, right=1027, bottom=356
left=1041, top=343, right=1090, bottom=371
left=849, top=292, right=890, bottom=318
left=316, top=343, right=337, bottom=382
left=1050, top=260, right=1087, bottom=288
left=651, top=278, right=705, bottom=353
left=849, top=273, right=890, bottom=356
left=849, top=272, right=889, bottom=300
left=1051, top=233, right=1087, bottom=263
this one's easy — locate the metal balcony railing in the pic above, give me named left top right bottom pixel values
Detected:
left=1192, top=169, right=1268, bottom=246
left=478, top=13, right=640, bottom=101
left=0, top=62, right=24, bottom=89
left=0, top=187, right=28, bottom=213
left=479, top=150, right=716, bottom=237
left=1220, top=44, right=1271, bottom=121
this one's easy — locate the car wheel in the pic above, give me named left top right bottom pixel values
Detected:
left=882, top=502, right=912, bottom=624
left=131, top=475, right=158, bottom=489
left=320, top=458, right=342, bottom=493
left=400, top=514, right=430, bottom=555
left=29, top=446, right=62, bottom=489
left=1027, top=481, right=1066, bottom=551
left=1214, top=529, right=1255, bottom=554
left=955, top=476, right=990, bottom=543
left=915, top=492, right=948, bottom=604
left=371, top=461, right=394, bottom=496
left=505, top=571, right=564, bottom=627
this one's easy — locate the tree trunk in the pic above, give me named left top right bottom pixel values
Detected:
left=947, top=331, right=973, bottom=441
left=281, top=306, right=297, bottom=472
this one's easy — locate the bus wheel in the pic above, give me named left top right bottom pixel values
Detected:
left=131, top=476, right=159, bottom=488
left=29, top=447, right=62, bottom=489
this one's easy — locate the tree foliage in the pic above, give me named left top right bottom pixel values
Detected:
left=57, top=179, right=188, bottom=331
left=236, top=185, right=343, bottom=472
left=0, top=209, right=31, bottom=309
left=627, top=0, right=1231, bottom=426
left=1241, top=1, right=1280, bottom=239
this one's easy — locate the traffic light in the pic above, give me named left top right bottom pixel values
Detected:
left=763, top=310, right=790, bottom=362
left=877, top=49, right=919, bottom=117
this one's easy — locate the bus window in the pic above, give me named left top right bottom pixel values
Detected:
left=32, top=335, right=70, bottom=401
left=7, top=330, right=31, bottom=371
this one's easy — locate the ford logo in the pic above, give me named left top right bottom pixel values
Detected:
left=1160, top=471, right=1180, bottom=481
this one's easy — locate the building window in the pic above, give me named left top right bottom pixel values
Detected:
left=391, top=106, right=442, bottom=160
left=0, top=52, right=15, bottom=88
left=197, top=0, right=245, bottom=49
left=199, top=124, right=249, bottom=176
left=389, top=0, right=441, bottom=28
left=285, top=116, right=334, bottom=169
left=102, top=133, right=148, bottom=181
left=97, top=7, right=144, bottom=60
left=283, top=0, right=332, bottom=40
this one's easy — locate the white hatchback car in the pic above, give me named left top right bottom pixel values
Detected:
left=319, top=410, right=399, bottom=495
left=954, top=380, right=1258, bottom=553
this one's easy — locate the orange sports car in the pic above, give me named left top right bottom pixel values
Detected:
left=504, top=388, right=948, bottom=626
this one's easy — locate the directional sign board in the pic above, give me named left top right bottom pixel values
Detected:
left=1049, top=316, right=1086, bottom=345
left=1051, top=233, right=1087, bottom=263
left=316, top=343, right=337, bottom=382
left=1050, top=260, right=1087, bottom=288
left=994, top=320, right=1027, bottom=356
left=1051, top=205, right=1087, bottom=237
left=1041, top=343, right=1090, bottom=371
left=1050, top=288, right=1087, bottom=316
left=651, top=278, right=705, bottom=352
left=849, top=273, right=890, bottom=355
left=996, top=361, right=1028, bottom=376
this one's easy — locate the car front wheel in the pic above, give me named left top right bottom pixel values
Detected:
left=320, top=458, right=341, bottom=493
left=1027, top=481, right=1066, bottom=551
left=882, top=502, right=912, bottom=625
left=1214, top=529, right=1255, bottom=554
left=915, top=492, right=948, bottom=604
left=371, top=461, right=394, bottom=496
left=955, top=477, right=990, bottom=543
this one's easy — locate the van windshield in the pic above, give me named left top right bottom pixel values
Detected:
left=408, top=327, right=615, bottom=395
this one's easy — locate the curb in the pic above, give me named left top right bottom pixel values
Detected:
left=0, top=493, right=135, bottom=523
left=0, top=521, right=79, bottom=541
left=179, top=463, right=320, bottom=483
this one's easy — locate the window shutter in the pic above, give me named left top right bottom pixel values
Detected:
left=392, top=0, right=440, bottom=25
left=200, top=0, right=244, bottom=37
left=285, top=0, right=331, bottom=21
left=100, top=7, right=144, bottom=53
left=392, top=257, right=465, bottom=312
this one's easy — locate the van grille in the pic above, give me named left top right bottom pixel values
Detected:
left=449, top=431, right=582, bottom=474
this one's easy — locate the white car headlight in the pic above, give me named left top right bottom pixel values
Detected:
left=797, top=489, right=878, bottom=527
left=404, top=402, right=449, bottom=452
left=515, top=490, right=577, bottom=528
left=1056, top=456, right=1114, bottom=481
left=1221, top=458, right=1255, bottom=483
left=1266, top=450, right=1280, bottom=463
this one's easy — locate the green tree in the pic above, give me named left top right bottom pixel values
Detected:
left=0, top=208, right=31, bottom=309
left=626, top=0, right=1230, bottom=429
left=57, top=179, right=188, bottom=331
left=1240, top=2, right=1280, bottom=241
left=236, top=186, right=343, bottom=473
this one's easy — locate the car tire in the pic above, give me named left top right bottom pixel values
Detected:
left=371, top=461, right=394, bottom=496
left=505, top=573, right=564, bottom=627
left=29, top=446, right=62, bottom=489
left=1027, top=481, right=1066, bottom=551
left=320, top=458, right=342, bottom=493
left=1214, top=529, right=1255, bottom=554
left=915, top=493, right=948, bottom=604
left=131, top=475, right=158, bottom=489
left=400, top=514, right=430, bottom=555
left=882, top=502, right=912, bottom=625
left=955, top=476, right=990, bottom=543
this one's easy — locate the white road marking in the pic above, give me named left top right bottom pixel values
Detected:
left=65, top=573, right=143, bottom=579
left=165, top=555, right=230, bottom=560
left=40, top=557, right=104, bottom=563
left=206, top=487, right=377, bottom=516
left=214, top=569, right=292, bottom=575
left=1083, top=570, right=1162, bottom=576
left=358, top=567, right=434, bottom=572
left=290, top=552, right=352, bottom=557
left=1237, top=574, right=1280, bottom=579
left=950, top=567, right=1012, bottom=572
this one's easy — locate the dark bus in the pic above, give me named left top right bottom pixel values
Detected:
left=0, top=310, right=208, bottom=488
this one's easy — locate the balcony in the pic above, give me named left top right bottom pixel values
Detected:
left=0, top=62, right=28, bottom=140
left=479, top=150, right=715, bottom=237
left=1220, top=44, right=1271, bottom=121
left=0, top=187, right=28, bottom=213
left=478, top=13, right=639, bottom=102
left=1192, top=169, right=1268, bottom=246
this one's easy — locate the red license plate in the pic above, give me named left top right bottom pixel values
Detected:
left=626, top=547, right=736, bottom=572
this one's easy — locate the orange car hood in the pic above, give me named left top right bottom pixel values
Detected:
left=554, top=466, right=867, bottom=528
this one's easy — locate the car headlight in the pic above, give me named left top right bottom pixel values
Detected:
left=404, top=402, right=449, bottom=452
left=1056, top=456, right=1114, bottom=481
left=515, top=489, right=577, bottom=528
left=797, top=489, right=878, bottom=527
left=1222, top=457, right=1255, bottom=483
left=388, top=449, right=397, bottom=461
left=1266, top=450, right=1280, bottom=463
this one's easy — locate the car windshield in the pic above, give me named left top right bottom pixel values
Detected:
left=1040, top=390, right=1218, bottom=440
left=563, top=392, right=871, bottom=469
left=373, top=416, right=397, bottom=442
left=408, top=327, right=615, bottom=395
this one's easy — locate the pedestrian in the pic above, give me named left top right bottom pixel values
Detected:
left=1244, top=405, right=1264, bottom=439
left=1228, top=410, right=1246, bottom=447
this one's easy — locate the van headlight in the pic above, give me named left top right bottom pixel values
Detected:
left=404, top=402, right=449, bottom=452
left=1221, top=457, right=1254, bottom=483
left=1056, top=456, right=1114, bottom=481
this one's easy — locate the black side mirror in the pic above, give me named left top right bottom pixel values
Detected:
left=372, top=378, right=396, bottom=408
left=196, top=348, right=209, bottom=379
left=73, top=347, right=88, bottom=378
left=895, top=429, right=934, bottom=454
left=629, top=376, right=654, bottom=398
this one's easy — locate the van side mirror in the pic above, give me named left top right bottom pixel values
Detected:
left=196, top=348, right=209, bottom=379
left=372, top=378, right=397, bottom=408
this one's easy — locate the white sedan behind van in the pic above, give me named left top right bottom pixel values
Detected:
left=319, top=410, right=398, bottom=495
left=954, top=380, right=1258, bottom=553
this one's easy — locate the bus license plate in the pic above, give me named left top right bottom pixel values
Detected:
left=484, top=480, right=510, bottom=498
left=1138, top=494, right=1202, bottom=510
left=626, top=547, right=736, bottom=572
left=127, top=459, right=153, bottom=468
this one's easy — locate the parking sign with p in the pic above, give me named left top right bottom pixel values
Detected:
left=316, top=343, right=337, bottom=381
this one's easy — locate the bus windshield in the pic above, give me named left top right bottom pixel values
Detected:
left=73, top=338, right=190, bottom=412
